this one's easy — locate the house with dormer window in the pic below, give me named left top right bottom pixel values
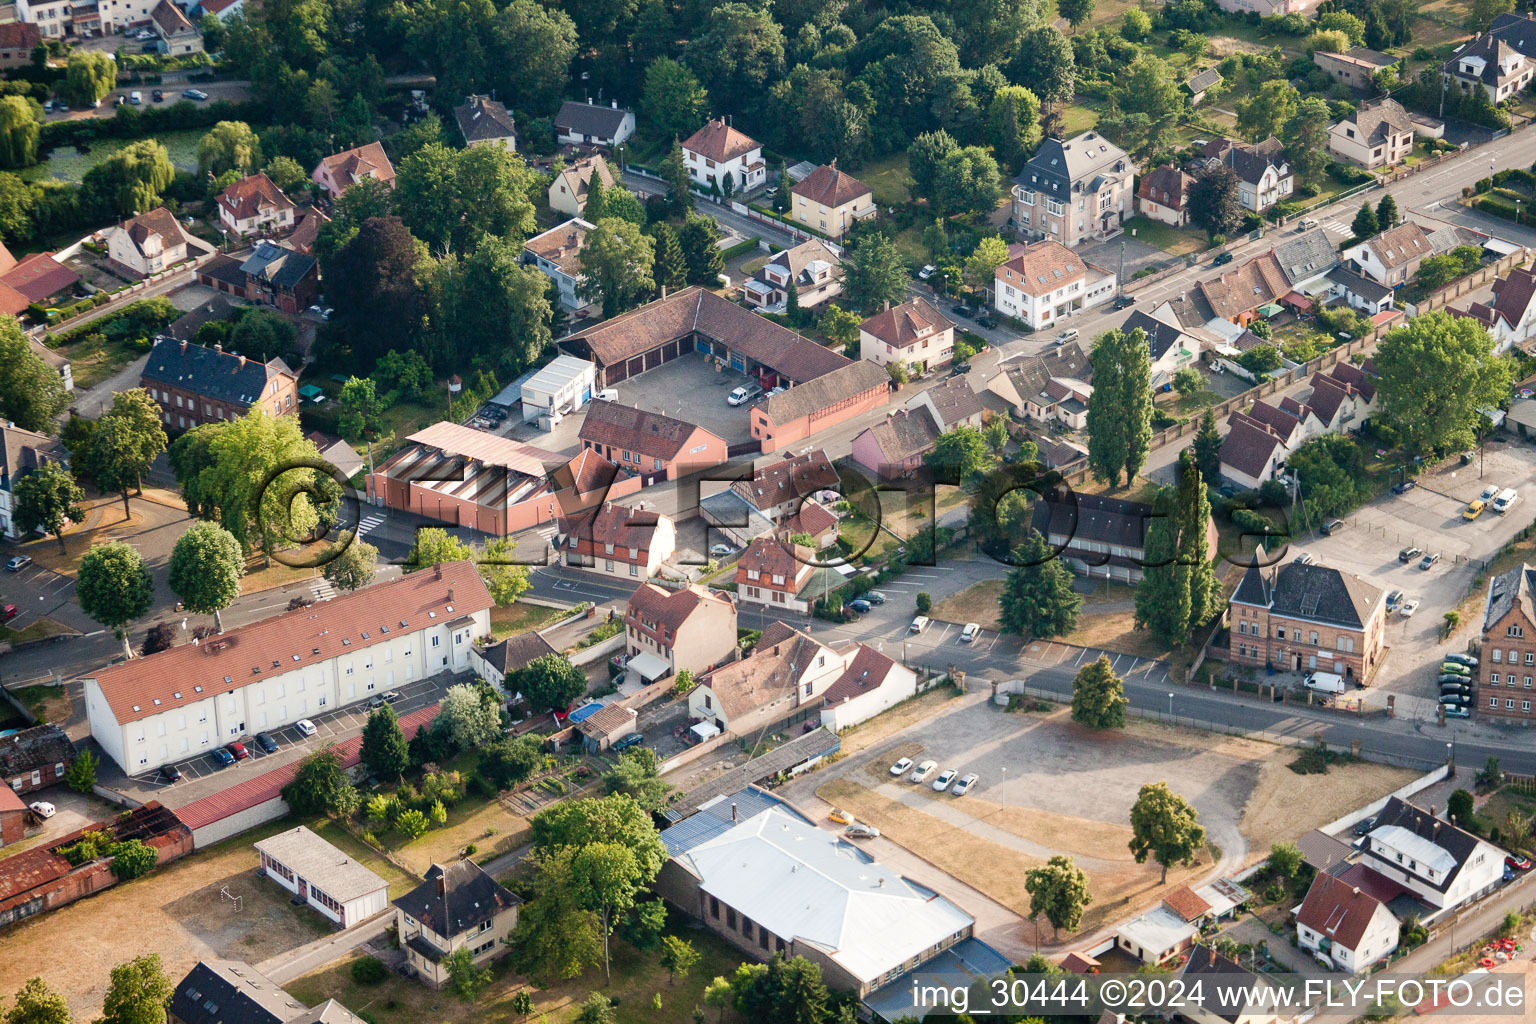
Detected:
left=735, top=538, right=815, bottom=614
left=688, top=621, right=841, bottom=734
left=1228, top=553, right=1385, bottom=680
left=993, top=239, right=1116, bottom=327
left=395, top=861, right=521, bottom=989
left=858, top=297, right=955, bottom=374
left=1357, top=797, right=1505, bottom=916
left=1328, top=99, right=1413, bottom=170
left=624, top=582, right=737, bottom=680
left=1444, top=31, right=1534, bottom=103
left=1011, top=132, right=1136, bottom=248
left=740, top=238, right=843, bottom=312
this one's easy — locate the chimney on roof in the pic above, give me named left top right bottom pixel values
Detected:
left=436, top=870, right=447, bottom=901
left=661, top=284, right=667, bottom=300
left=238, top=355, right=247, bottom=368
left=1352, top=886, right=1360, bottom=896
left=447, top=586, right=455, bottom=604
left=731, top=801, right=737, bottom=821
left=213, top=343, right=223, bottom=353
left=179, top=339, right=188, bottom=355
left=611, top=99, right=618, bottom=109
left=434, top=563, right=443, bottom=581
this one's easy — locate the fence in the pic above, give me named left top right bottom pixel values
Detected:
left=726, top=200, right=844, bottom=252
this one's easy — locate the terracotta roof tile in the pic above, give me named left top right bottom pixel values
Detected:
left=859, top=297, right=952, bottom=349
left=577, top=399, right=723, bottom=462
left=790, top=163, right=871, bottom=208
left=682, top=118, right=762, bottom=163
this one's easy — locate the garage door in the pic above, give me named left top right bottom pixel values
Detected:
left=644, top=348, right=662, bottom=371
left=626, top=356, right=643, bottom=379
left=662, top=340, right=678, bottom=361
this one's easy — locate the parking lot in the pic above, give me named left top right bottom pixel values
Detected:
left=133, top=674, right=452, bottom=799
left=1, top=557, right=80, bottom=630
left=1283, top=437, right=1536, bottom=714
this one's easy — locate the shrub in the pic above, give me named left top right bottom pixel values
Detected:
left=916, top=592, right=932, bottom=612
left=351, top=957, right=388, bottom=985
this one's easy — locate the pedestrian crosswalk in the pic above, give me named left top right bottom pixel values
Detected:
left=311, top=579, right=337, bottom=602
left=1317, top=217, right=1351, bottom=237
left=355, top=513, right=385, bottom=538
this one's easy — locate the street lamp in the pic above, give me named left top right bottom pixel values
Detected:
left=1168, top=691, right=1175, bottom=717
left=1000, top=766, right=1007, bottom=809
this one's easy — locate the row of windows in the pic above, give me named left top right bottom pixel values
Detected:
left=1233, top=621, right=1354, bottom=651
left=1490, top=648, right=1534, bottom=664
left=1490, top=697, right=1534, bottom=712
left=1487, top=673, right=1532, bottom=687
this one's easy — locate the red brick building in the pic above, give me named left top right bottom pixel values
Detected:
left=0, top=725, right=75, bottom=796
left=139, top=338, right=299, bottom=431
left=576, top=400, right=729, bottom=484
left=0, top=787, right=25, bottom=848
left=1479, top=565, right=1536, bottom=723
left=1229, top=554, right=1386, bottom=682
left=751, top=360, right=891, bottom=452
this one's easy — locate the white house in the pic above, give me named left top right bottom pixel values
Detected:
left=993, top=239, right=1116, bottom=329
left=1453, top=266, right=1536, bottom=353
left=518, top=354, right=596, bottom=426
left=15, top=0, right=75, bottom=39
left=1121, top=303, right=1201, bottom=389
left=99, top=0, right=160, bottom=31
left=554, top=100, right=636, bottom=149
left=149, top=0, right=202, bottom=56
left=395, top=861, right=521, bottom=989
left=0, top=424, right=67, bottom=541
left=216, top=173, right=296, bottom=238
left=1205, top=137, right=1293, bottom=214
left=1358, top=797, right=1506, bottom=916
left=557, top=503, right=677, bottom=580
left=688, top=622, right=844, bottom=737
left=681, top=118, right=766, bottom=194
left=254, top=826, right=390, bottom=927
left=81, top=563, right=493, bottom=775
left=103, top=207, right=201, bottom=277
left=523, top=218, right=594, bottom=311
left=858, top=297, right=956, bottom=374
left=469, top=632, right=558, bottom=696
left=1443, top=31, right=1534, bottom=103
left=1341, top=222, right=1438, bottom=288
left=818, top=645, right=918, bottom=732
left=1295, top=870, right=1400, bottom=973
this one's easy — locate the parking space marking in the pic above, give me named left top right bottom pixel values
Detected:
left=1073, top=647, right=1088, bottom=666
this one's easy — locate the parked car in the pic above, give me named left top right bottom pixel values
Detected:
left=1353, top=817, right=1375, bottom=836
left=382, top=690, right=403, bottom=704
left=2, top=604, right=16, bottom=622
left=151, top=89, right=163, bottom=102
left=1440, top=684, right=1471, bottom=697
left=1398, top=546, right=1422, bottom=563
left=909, top=615, right=930, bottom=634
left=843, top=823, right=881, bottom=839
left=368, top=695, right=386, bottom=709
left=129, top=91, right=143, bottom=105
left=1494, top=487, right=1520, bottom=514
left=1385, top=590, right=1403, bottom=611
left=918, top=264, right=937, bottom=280
left=951, top=773, right=979, bottom=796
left=612, top=732, right=644, bottom=752
left=254, top=732, right=279, bottom=754
left=847, top=598, right=872, bottom=614
left=1439, top=694, right=1471, bottom=707
left=1444, top=706, right=1471, bottom=719
left=182, top=89, right=209, bottom=101
left=932, top=768, right=958, bottom=792
left=1420, top=553, right=1441, bottom=569
left=28, top=801, right=54, bottom=818
left=709, top=544, right=734, bottom=558
left=1392, top=480, right=1416, bottom=494
left=1055, top=329, right=1080, bottom=344
left=1113, top=294, right=1135, bottom=310
left=975, top=316, right=998, bottom=329
left=889, top=757, right=914, bottom=776
left=1399, top=599, right=1420, bottom=617
left=950, top=305, right=972, bottom=318
left=1481, top=484, right=1501, bottom=501
left=1440, top=662, right=1471, bottom=676
left=1294, top=552, right=1318, bottom=565
left=727, top=383, right=763, bottom=406
left=909, top=759, right=938, bottom=783
left=1321, top=518, right=1344, bottom=535
left=865, top=591, right=887, bottom=605
left=828, top=807, right=853, bottom=825
left=295, top=719, right=317, bottom=737
left=211, top=747, right=236, bottom=768
left=960, top=622, right=981, bottom=642
left=160, top=763, right=182, bottom=783
left=6, top=555, right=31, bottom=572
left=1212, top=251, right=1234, bottom=266
left=1507, top=854, right=1532, bottom=872
left=226, top=741, right=250, bottom=760
left=1445, top=652, right=1479, bottom=667
left=1464, top=499, right=1486, bottom=521
left=1439, top=674, right=1472, bottom=687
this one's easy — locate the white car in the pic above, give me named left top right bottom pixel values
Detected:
left=1055, top=329, right=1079, bottom=344
left=889, top=757, right=914, bottom=776
left=909, top=759, right=938, bottom=783
left=28, top=801, right=54, bottom=818
left=918, top=264, right=937, bottom=280
left=727, top=384, right=762, bottom=406
left=295, top=719, right=317, bottom=737
left=1481, top=484, right=1500, bottom=501
left=1398, top=599, right=1419, bottom=617
left=952, top=773, right=979, bottom=796
left=960, top=622, right=981, bottom=642
left=843, top=823, right=881, bottom=839
left=931, top=768, right=958, bottom=792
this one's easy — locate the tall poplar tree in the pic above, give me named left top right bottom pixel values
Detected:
left=1086, top=328, right=1153, bottom=487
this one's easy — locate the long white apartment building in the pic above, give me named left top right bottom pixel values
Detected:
left=83, top=562, right=493, bottom=775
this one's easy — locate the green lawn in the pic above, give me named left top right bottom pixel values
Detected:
left=1123, top=215, right=1206, bottom=257
left=46, top=333, right=147, bottom=390
left=860, top=151, right=912, bottom=205
left=22, top=129, right=205, bottom=183
left=489, top=602, right=571, bottom=639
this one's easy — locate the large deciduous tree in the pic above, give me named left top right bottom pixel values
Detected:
left=1129, top=781, right=1208, bottom=884
left=81, top=389, right=167, bottom=519
left=986, top=86, right=1042, bottom=172
left=1071, top=655, right=1128, bottom=729
left=438, top=682, right=502, bottom=749
left=506, top=847, right=604, bottom=985
left=168, top=521, right=244, bottom=632
left=932, top=145, right=1001, bottom=217
left=198, top=121, right=264, bottom=177
left=1374, top=310, right=1514, bottom=456
left=77, top=542, right=154, bottom=660
left=578, top=218, right=656, bottom=318
left=0, top=95, right=39, bottom=170
left=999, top=529, right=1084, bottom=638
left=685, top=2, right=786, bottom=116
left=1010, top=25, right=1076, bottom=109
left=1024, top=855, right=1093, bottom=942
left=842, top=233, right=909, bottom=312
left=63, top=52, right=116, bottom=108
left=98, top=954, right=172, bottom=1024
left=323, top=537, right=377, bottom=591
left=1235, top=81, right=1299, bottom=144
left=493, top=0, right=577, bottom=112
left=1085, top=327, right=1153, bottom=488
left=512, top=653, right=588, bottom=715
left=1281, top=97, right=1332, bottom=189
left=0, top=317, right=68, bottom=432
left=82, top=139, right=176, bottom=219
left=12, top=462, right=83, bottom=554
left=641, top=58, right=709, bottom=145
left=4, top=978, right=71, bottom=1024
left=324, top=216, right=424, bottom=366
left=395, top=143, right=537, bottom=254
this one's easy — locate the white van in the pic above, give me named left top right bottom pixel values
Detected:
left=595, top=388, right=619, bottom=402
left=1304, top=671, right=1346, bottom=695
left=727, top=382, right=763, bottom=406
left=909, top=615, right=930, bottom=634
left=1494, top=488, right=1519, bottom=514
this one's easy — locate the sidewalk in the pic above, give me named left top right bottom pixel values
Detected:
left=254, top=908, right=395, bottom=984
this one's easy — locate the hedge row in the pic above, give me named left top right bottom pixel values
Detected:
left=39, top=98, right=266, bottom=149
left=721, top=237, right=758, bottom=261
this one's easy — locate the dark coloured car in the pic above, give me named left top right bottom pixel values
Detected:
left=950, top=305, right=971, bottom=318
left=1439, top=694, right=1471, bottom=707
left=612, top=733, right=644, bottom=751
left=254, top=732, right=279, bottom=754
left=1321, top=518, right=1344, bottom=536
left=1353, top=817, right=1375, bottom=836
left=160, top=763, right=182, bottom=783
left=865, top=591, right=887, bottom=605
left=368, top=695, right=385, bottom=709
left=975, top=316, right=998, bottom=329
left=226, top=741, right=250, bottom=761
left=1113, top=294, right=1136, bottom=309
left=1392, top=480, right=1417, bottom=494
left=847, top=599, right=872, bottom=614
left=151, top=89, right=163, bottom=102
left=211, top=748, right=235, bottom=768
left=1212, top=252, right=1234, bottom=266
left=1398, top=546, right=1421, bottom=563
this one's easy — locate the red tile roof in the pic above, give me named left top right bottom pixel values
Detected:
left=859, top=297, right=952, bottom=349
left=1162, top=884, right=1212, bottom=922
left=315, top=142, right=395, bottom=189
left=682, top=118, right=761, bottom=164
left=821, top=644, right=900, bottom=705
left=730, top=449, right=838, bottom=512
left=790, top=163, right=871, bottom=208
left=577, top=400, right=723, bottom=463
left=1295, top=871, right=1389, bottom=952
left=1, top=253, right=79, bottom=303
left=735, top=537, right=812, bottom=590
left=87, top=563, right=491, bottom=726
left=558, top=503, right=667, bottom=555
left=217, top=173, right=296, bottom=222
left=0, top=22, right=41, bottom=50
left=625, top=582, right=731, bottom=634
left=997, top=240, right=1086, bottom=298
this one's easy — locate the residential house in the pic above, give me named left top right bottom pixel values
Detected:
left=688, top=621, right=842, bottom=734
left=1212, top=0, right=1314, bottom=14
left=139, top=337, right=299, bottom=431
left=547, top=156, right=613, bottom=217
left=254, top=826, right=389, bottom=927
left=15, top=0, right=75, bottom=39
left=197, top=241, right=319, bottom=314
left=1358, top=797, right=1506, bottom=915
left=1198, top=252, right=1292, bottom=325
left=470, top=631, right=558, bottom=696
left=702, top=450, right=840, bottom=548
left=304, top=431, right=364, bottom=480
left=395, top=861, right=522, bottom=988
left=1444, top=31, right=1534, bottom=102
left=1219, top=407, right=1301, bottom=490
left=654, top=805, right=974, bottom=996
left=1027, top=430, right=1089, bottom=469
left=1011, top=132, right=1136, bottom=248
left=82, top=563, right=493, bottom=774
left=1314, top=47, right=1400, bottom=91
left=1342, top=222, right=1440, bottom=287
left=986, top=342, right=1094, bottom=429
left=560, top=286, right=850, bottom=390
left=734, top=537, right=816, bottom=614
left=1295, top=870, right=1400, bottom=972
left=681, top=118, right=766, bottom=194
left=1229, top=553, right=1387, bottom=681
left=216, top=173, right=296, bottom=237
left=751, top=360, right=892, bottom=453
left=0, top=22, right=42, bottom=68
left=283, top=208, right=329, bottom=255
left=906, top=375, right=984, bottom=431
left=149, top=0, right=201, bottom=55
left=1136, top=164, right=1194, bottom=227
left=366, top=422, right=568, bottom=536
left=523, top=217, right=594, bottom=310
left=311, top=143, right=395, bottom=200
left=518, top=354, right=598, bottom=426
left=1184, top=68, right=1222, bottom=105
left=453, top=95, right=517, bottom=152
left=103, top=207, right=204, bottom=278
left=576, top=400, right=728, bottom=483
left=0, top=724, right=75, bottom=795
left=992, top=239, right=1116, bottom=328
left=1032, top=491, right=1218, bottom=584
left=1174, top=945, right=1296, bottom=1024
left=740, top=238, right=843, bottom=313
left=1477, top=563, right=1536, bottom=724
left=1452, top=265, right=1536, bottom=352
left=168, top=960, right=364, bottom=1024
left=1305, top=362, right=1379, bottom=432
left=0, top=424, right=67, bottom=541
left=577, top=704, right=638, bottom=752
left=29, top=335, right=73, bottom=394
left=789, top=162, right=875, bottom=240
left=858, top=297, right=956, bottom=374
left=558, top=502, right=677, bottom=580
left=1329, top=99, right=1414, bottom=170
left=0, top=250, right=80, bottom=315
left=554, top=99, right=635, bottom=149
left=1122, top=304, right=1201, bottom=389
left=624, top=582, right=738, bottom=681
left=818, top=645, right=918, bottom=732
left=1205, top=137, right=1293, bottom=213
left=849, top=407, right=941, bottom=480
left=198, top=0, right=247, bottom=20
left=1327, top=266, right=1396, bottom=315
left=0, top=787, right=25, bottom=847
